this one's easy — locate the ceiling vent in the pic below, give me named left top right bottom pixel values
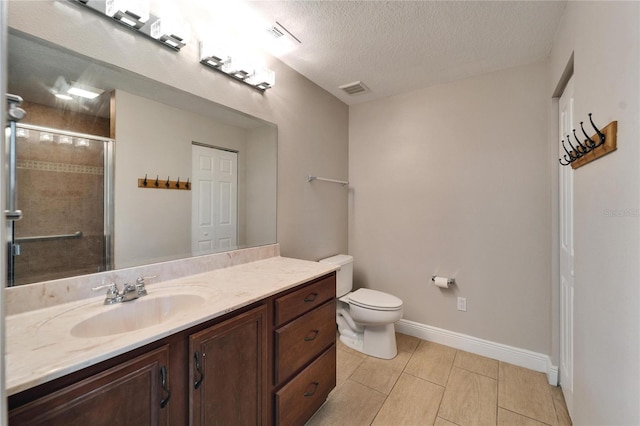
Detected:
left=339, top=81, right=370, bottom=96
left=267, top=21, right=301, bottom=45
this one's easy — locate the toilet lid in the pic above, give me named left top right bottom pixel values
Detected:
left=348, top=288, right=403, bottom=311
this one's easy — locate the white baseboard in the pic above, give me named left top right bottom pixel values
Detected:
left=395, top=319, right=558, bottom=386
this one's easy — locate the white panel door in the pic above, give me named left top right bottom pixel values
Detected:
left=559, top=76, right=574, bottom=418
left=192, top=145, right=238, bottom=256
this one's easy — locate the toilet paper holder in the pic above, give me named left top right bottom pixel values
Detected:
left=431, top=275, right=455, bottom=285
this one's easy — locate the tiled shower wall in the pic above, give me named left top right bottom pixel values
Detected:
left=12, top=100, right=110, bottom=285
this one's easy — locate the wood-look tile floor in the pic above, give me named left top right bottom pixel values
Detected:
left=306, top=333, right=572, bottom=426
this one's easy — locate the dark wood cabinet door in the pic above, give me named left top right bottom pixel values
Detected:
left=9, top=345, right=171, bottom=426
left=189, top=305, right=268, bottom=426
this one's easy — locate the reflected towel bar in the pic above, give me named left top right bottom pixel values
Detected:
left=307, top=175, right=349, bottom=186
left=15, top=231, right=83, bottom=243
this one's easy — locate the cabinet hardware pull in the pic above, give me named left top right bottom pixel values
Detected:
left=194, top=351, right=205, bottom=389
left=160, top=366, right=171, bottom=408
left=304, top=293, right=319, bottom=302
left=304, top=329, right=320, bottom=341
left=304, top=381, right=320, bottom=397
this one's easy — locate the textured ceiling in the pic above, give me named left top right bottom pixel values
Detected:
left=243, top=1, right=567, bottom=105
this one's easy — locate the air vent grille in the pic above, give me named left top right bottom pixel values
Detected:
left=267, top=26, right=285, bottom=40
left=266, top=21, right=301, bottom=44
left=339, top=81, right=370, bottom=95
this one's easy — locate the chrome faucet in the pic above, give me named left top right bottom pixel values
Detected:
left=92, top=276, right=156, bottom=305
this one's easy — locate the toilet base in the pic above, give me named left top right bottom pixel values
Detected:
left=338, top=323, right=398, bottom=360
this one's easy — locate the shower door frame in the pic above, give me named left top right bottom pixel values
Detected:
left=8, top=123, right=115, bottom=286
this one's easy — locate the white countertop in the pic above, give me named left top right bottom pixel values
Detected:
left=6, top=256, right=337, bottom=396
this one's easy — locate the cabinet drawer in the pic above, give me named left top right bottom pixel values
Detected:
left=275, top=299, right=336, bottom=385
left=275, top=273, right=336, bottom=326
left=275, top=344, right=336, bottom=426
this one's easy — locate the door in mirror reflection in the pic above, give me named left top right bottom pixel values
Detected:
left=192, top=144, right=238, bottom=256
left=9, top=123, right=114, bottom=286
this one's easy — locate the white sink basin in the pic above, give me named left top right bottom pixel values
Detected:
left=70, top=294, right=206, bottom=338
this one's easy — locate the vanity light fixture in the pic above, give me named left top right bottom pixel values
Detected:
left=75, top=138, right=91, bottom=148
left=199, top=41, right=275, bottom=91
left=105, top=0, right=150, bottom=29
left=69, top=0, right=187, bottom=51
left=16, top=128, right=29, bottom=139
left=150, top=17, right=187, bottom=49
left=39, top=132, right=55, bottom=143
left=199, top=41, right=230, bottom=68
left=247, top=67, right=275, bottom=90
left=222, top=55, right=254, bottom=80
left=58, top=136, right=74, bottom=145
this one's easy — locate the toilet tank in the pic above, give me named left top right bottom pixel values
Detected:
left=319, top=254, right=353, bottom=297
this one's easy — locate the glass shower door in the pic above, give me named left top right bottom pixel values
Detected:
left=8, top=123, right=113, bottom=286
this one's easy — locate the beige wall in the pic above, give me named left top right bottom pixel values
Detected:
left=549, top=2, right=639, bottom=424
left=114, top=90, right=253, bottom=268
left=349, top=62, right=551, bottom=355
left=9, top=1, right=349, bottom=263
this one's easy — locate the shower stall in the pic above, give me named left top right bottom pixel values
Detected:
left=6, top=121, right=114, bottom=286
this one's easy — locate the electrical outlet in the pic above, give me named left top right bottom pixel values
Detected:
left=457, top=297, right=467, bottom=312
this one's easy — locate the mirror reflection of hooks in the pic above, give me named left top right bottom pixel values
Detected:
left=138, top=174, right=191, bottom=190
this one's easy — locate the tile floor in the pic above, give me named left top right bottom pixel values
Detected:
left=307, top=333, right=572, bottom=426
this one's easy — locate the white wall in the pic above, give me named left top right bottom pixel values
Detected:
left=349, top=62, right=551, bottom=355
left=8, top=1, right=349, bottom=262
left=549, top=2, right=640, bottom=424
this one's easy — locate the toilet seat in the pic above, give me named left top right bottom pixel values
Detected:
left=346, top=288, right=403, bottom=311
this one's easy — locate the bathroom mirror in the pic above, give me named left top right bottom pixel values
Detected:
left=6, top=30, right=278, bottom=286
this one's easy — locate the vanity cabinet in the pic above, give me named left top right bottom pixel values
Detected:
left=189, top=305, right=268, bottom=426
left=272, top=274, right=337, bottom=425
left=8, top=271, right=337, bottom=426
left=8, top=345, right=171, bottom=425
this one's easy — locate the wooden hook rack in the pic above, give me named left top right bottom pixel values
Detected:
left=138, top=175, right=191, bottom=190
left=571, top=121, right=617, bottom=169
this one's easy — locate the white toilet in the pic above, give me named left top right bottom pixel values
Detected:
left=320, top=254, right=403, bottom=359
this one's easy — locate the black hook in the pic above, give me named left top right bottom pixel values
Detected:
left=572, top=129, right=590, bottom=155
left=154, top=175, right=159, bottom=187
left=580, top=121, right=596, bottom=149
left=561, top=139, right=578, bottom=163
left=186, top=178, right=190, bottom=189
left=565, top=134, right=583, bottom=159
left=165, top=176, right=170, bottom=188
left=589, top=113, right=606, bottom=147
left=176, top=177, right=180, bottom=188
left=143, top=174, right=148, bottom=186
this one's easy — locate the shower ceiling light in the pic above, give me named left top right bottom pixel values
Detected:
left=68, top=83, right=104, bottom=100
left=54, top=93, right=73, bottom=101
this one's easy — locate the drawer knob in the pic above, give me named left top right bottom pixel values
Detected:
left=304, top=329, right=320, bottom=341
left=304, top=293, right=319, bottom=303
left=304, top=381, right=320, bottom=397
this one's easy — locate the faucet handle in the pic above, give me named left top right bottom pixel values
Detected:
left=92, top=282, right=120, bottom=304
left=135, top=275, right=156, bottom=296
left=136, top=275, right=157, bottom=285
left=92, top=282, right=119, bottom=294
